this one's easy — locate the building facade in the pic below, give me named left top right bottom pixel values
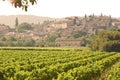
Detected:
left=55, top=38, right=84, bottom=47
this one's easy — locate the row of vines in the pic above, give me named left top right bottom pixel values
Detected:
left=0, top=48, right=120, bottom=80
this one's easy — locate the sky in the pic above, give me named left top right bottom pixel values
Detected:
left=0, top=0, right=120, bottom=18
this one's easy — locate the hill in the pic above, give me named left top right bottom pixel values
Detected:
left=0, top=15, right=120, bottom=47
left=0, top=15, right=57, bottom=28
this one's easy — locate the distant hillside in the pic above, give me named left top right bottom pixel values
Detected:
left=0, top=15, right=120, bottom=47
left=0, top=15, right=57, bottom=28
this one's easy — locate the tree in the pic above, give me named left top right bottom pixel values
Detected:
left=45, top=34, right=58, bottom=47
left=15, top=17, right=18, bottom=28
left=3, top=0, right=37, bottom=11
left=91, top=30, right=120, bottom=52
left=0, top=37, right=6, bottom=41
left=71, top=30, right=87, bottom=38
left=23, top=39, right=35, bottom=46
left=85, top=14, right=87, bottom=19
left=46, top=35, right=57, bottom=42
left=100, top=13, right=103, bottom=17
left=9, top=36, right=17, bottom=41
left=17, top=23, right=32, bottom=32
left=37, top=40, right=45, bottom=47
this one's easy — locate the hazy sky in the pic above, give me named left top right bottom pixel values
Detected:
left=0, top=0, right=120, bottom=18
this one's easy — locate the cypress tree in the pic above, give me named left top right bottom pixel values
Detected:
left=15, top=17, right=19, bottom=28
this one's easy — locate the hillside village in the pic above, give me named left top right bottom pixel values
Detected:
left=0, top=14, right=120, bottom=47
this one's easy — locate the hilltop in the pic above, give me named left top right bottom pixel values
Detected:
left=0, top=15, right=58, bottom=28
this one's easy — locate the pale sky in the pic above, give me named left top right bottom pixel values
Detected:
left=0, top=0, right=120, bottom=18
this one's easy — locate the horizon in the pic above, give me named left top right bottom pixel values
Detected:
left=0, top=0, right=120, bottom=18
left=0, top=14, right=119, bottom=19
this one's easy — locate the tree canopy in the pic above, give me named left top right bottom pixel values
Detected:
left=17, top=22, right=32, bottom=32
left=71, top=30, right=87, bottom=38
left=91, top=30, right=120, bottom=52
left=3, top=0, right=37, bottom=11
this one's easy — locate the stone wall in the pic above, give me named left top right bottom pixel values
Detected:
left=55, top=38, right=82, bottom=47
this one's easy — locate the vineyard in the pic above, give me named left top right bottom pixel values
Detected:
left=0, top=47, right=120, bottom=80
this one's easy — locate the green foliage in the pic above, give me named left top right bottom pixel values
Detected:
left=14, top=71, right=30, bottom=80
left=112, top=28, right=120, bottom=32
left=36, top=40, right=45, bottom=47
left=7, top=41, right=16, bottom=46
left=0, top=36, right=37, bottom=47
left=106, top=61, right=120, bottom=80
left=9, top=36, right=17, bottom=41
left=46, top=35, right=57, bottom=42
left=57, top=54, right=120, bottom=80
left=0, top=37, right=6, bottom=41
left=45, top=34, right=58, bottom=47
left=92, top=30, right=120, bottom=52
left=71, top=30, right=87, bottom=38
left=100, top=41, right=120, bottom=52
left=0, top=48, right=120, bottom=80
left=23, top=39, right=35, bottom=46
left=17, top=23, right=32, bottom=32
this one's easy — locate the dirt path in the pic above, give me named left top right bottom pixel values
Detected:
left=99, top=60, right=120, bottom=80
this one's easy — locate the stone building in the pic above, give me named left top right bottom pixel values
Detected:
left=55, top=38, right=84, bottom=47
left=0, top=25, right=10, bottom=32
left=50, top=17, right=77, bottom=29
left=51, top=22, right=68, bottom=29
left=111, top=22, right=120, bottom=29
